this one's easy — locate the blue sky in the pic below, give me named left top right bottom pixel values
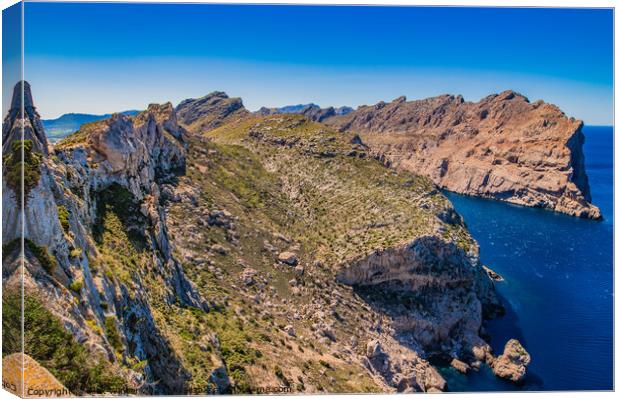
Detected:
left=12, top=3, right=614, bottom=124
left=2, top=2, right=21, bottom=115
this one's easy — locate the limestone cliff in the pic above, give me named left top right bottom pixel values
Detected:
left=325, top=91, right=601, bottom=219
left=3, top=82, right=210, bottom=394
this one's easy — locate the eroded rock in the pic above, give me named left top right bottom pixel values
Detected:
left=491, top=339, right=531, bottom=382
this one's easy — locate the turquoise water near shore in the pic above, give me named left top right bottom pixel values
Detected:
left=441, top=125, right=613, bottom=391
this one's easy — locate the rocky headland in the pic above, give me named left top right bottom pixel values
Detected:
left=323, top=91, right=600, bottom=219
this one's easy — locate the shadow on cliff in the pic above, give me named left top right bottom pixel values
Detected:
left=352, top=276, right=545, bottom=390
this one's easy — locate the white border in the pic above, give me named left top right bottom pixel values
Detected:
left=0, top=1, right=616, bottom=399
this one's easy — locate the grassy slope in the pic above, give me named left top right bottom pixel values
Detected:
left=36, top=112, right=474, bottom=393
left=159, top=114, right=475, bottom=392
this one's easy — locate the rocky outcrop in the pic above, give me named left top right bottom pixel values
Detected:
left=3, top=85, right=536, bottom=394
left=337, top=235, right=503, bottom=359
left=2, top=81, right=49, bottom=155
left=490, top=339, right=531, bottom=382
left=176, top=91, right=248, bottom=133
left=325, top=91, right=601, bottom=219
left=364, top=338, right=445, bottom=392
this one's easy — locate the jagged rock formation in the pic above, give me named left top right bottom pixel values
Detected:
left=337, top=235, right=503, bottom=350
left=176, top=91, right=248, bottom=133
left=490, top=339, right=531, bottom=382
left=3, top=81, right=49, bottom=155
left=258, top=103, right=353, bottom=122
left=325, top=91, right=600, bottom=219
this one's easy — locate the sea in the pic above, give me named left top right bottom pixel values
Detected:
left=439, top=125, right=614, bottom=391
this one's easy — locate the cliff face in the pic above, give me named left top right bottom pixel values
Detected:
left=325, top=91, right=601, bottom=219
left=3, top=82, right=209, bottom=394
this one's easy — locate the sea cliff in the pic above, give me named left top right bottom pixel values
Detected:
left=323, top=91, right=600, bottom=219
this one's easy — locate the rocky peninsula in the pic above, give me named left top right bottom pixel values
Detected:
left=322, top=91, right=600, bottom=219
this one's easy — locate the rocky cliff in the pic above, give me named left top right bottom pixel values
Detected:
left=2, top=81, right=49, bottom=155
left=325, top=91, right=600, bottom=219
left=3, top=84, right=526, bottom=395
left=3, top=82, right=209, bottom=394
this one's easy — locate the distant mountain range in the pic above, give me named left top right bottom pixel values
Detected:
left=41, top=103, right=355, bottom=142
left=257, top=103, right=354, bottom=122
left=42, top=110, right=140, bottom=141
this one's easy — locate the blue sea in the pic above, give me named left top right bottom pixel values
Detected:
left=440, top=125, right=614, bottom=391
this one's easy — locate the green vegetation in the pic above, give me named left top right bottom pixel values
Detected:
left=2, top=140, right=42, bottom=204
left=274, top=365, right=290, bottom=386
left=69, top=278, right=83, bottom=293
left=160, top=129, right=418, bottom=393
left=2, top=292, right=128, bottom=394
left=105, top=317, right=123, bottom=353
left=3, top=238, right=57, bottom=274
left=69, top=247, right=82, bottom=258
left=28, top=239, right=56, bottom=274
left=92, top=184, right=148, bottom=285
left=2, top=238, right=20, bottom=260
left=57, top=205, right=70, bottom=233
left=201, top=114, right=473, bottom=265
left=319, top=359, right=332, bottom=369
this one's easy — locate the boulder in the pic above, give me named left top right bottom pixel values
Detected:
left=450, top=358, right=470, bottom=374
left=284, top=325, right=296, bottom=337
left=208, top=210, right=234, bottom=229
left=240, top=268, right=258, bottom=286
left=211, top=244, right=228, bottom=255
left=278, top=251, right=298, bottom=266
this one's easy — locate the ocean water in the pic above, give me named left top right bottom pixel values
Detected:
left=440, top=125, right=614, bottom=391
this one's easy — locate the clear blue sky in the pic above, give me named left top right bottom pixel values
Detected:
left=12, top=3, right=614, bottom=124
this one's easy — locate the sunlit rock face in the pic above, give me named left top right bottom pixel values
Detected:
left=326, top=90, right=600, bottom=219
